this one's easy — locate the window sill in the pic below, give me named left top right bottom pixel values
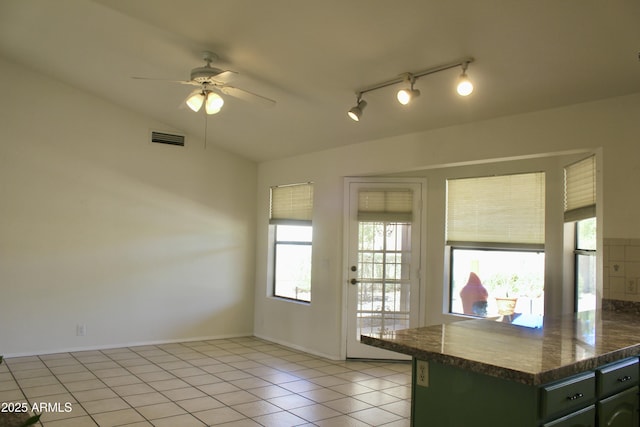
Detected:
left=269, top=296, right=311, bottom=306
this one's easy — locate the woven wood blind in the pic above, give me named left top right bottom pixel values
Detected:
left=270, top=182, right=314, bottom=225
left=564, top=155, right=596, bottom=222
left=447, top=172, right=545, bottom=245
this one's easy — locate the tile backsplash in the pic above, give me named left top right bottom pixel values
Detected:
left=604, top=238, right=640, bottom=302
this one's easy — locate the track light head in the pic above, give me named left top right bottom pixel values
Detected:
left=348, top=98, right=367, bottom=121
left=397, top=88, right=421, bottom=105
left=397, top=74, right=420, bottom=105
left=456, top=63, right=474, bottom=96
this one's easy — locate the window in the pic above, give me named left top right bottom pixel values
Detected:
left=450, top=248, right=544, bottom=318
left=447, top=172, right=545, bottom=320
left=564, top=155, right=596, bottom=312
left=269, top=183, right=313, bottom=302
left=274, top=225, right=312, bottom=301
left=575, top=218, right=596, bottom=312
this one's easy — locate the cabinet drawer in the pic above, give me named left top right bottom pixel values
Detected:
left=541, top=372, right=595, bottom=419
left=596, top=357, right=638, bottom=398
left=542, top=404, right=595, bottom=427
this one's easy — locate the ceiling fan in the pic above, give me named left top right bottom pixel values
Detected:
left=133, top=51, right=276, bottom=114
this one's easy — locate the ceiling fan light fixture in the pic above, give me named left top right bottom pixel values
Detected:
left=205, top=92, right=224, bottom=114
left=186, top=90, right=205, bottom=112
left=348, top=98, right=367, bottom=121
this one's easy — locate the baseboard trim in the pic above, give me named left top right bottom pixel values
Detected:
left=252, top=333, right=342, bottom=361
left=3, top=333, right=254, bottom=359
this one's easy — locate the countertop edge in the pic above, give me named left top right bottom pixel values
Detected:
left=360, top=335, right=640, bottom=386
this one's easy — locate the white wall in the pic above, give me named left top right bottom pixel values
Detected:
left=254, top=92, right=640, bottom=359
left=0, top=57, right=258, bottom=356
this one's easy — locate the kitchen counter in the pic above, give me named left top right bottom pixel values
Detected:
left=361, top=310, right=640, bottom=386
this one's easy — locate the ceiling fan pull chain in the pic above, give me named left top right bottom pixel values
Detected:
left=204, top=113, right=208, bottom=150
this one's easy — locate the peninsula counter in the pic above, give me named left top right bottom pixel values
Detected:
left=362, top=310, right=640, bottom=426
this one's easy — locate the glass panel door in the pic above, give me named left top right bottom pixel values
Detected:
left=356, top=221, right=412, bottom=337
left=345, top=180, right=423, bottom=359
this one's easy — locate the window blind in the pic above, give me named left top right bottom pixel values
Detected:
left=358, top=189, right=413, bottom=222
left=446, top=172, right=545, bottom=246
left=270, top=182, right=314, bottom=225
left=564, top=155, right=595, bottom=222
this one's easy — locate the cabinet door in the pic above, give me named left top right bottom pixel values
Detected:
left=597, top=386, right=639, bottom=427
left=542, top=405, right=594, bottom=427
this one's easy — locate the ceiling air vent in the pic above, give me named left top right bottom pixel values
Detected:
left=150, top=131, right=185, bottom=147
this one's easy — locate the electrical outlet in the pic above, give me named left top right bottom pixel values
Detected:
left=76, top=324, right=86, bottom=336
left=416, top=360, right=429, bottom=387
left=625, top=278, right=638, bottom=294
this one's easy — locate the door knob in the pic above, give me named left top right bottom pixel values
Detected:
left=350, top=278, right=359, bottom=285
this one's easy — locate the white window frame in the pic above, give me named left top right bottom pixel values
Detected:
left=574, top=218, right=596, bottom=312
left=272, top=224, right=312, bottom=302
left=269, top=183, right=314, bottom=303
left=564, top=155, right=597, bottom=312
left=446, top=172, right=546, bottom=319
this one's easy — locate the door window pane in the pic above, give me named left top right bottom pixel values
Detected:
left=356, top=221, right=411, bottom=337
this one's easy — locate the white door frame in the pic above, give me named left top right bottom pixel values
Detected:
left=340, top=177, right=427, bottom=359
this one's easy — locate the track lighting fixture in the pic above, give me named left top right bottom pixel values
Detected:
left=396, top=73, right=420, bottom=105
left=347, top=98, right=367, bottom=121
left=185, top=87, right=225, bottom=115
left=456, top=61, right=474, bottom=96
left=347, top=57, right=474, bottom=121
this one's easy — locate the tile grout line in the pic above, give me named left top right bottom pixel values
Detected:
left=3, top=358, right=48, bottom=427
left=6, top=338, right=411, bottom=427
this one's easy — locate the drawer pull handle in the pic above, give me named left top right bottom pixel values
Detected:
left=617, top=375, right=632, bottom=383
left=566, top=393, right=584, bottom=401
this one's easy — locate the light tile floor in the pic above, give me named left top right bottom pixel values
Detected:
left=1, top=337, right=411, bottom=426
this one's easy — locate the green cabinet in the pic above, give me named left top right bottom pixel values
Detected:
left=597, top=386, right=639, bottom=427
left=411, top=360, right=538, bottom=427
left=542, top=405, right=595, bottom=427
left=597, top=358, right=638, bottom=398
left=541, top=372, right=596, bottom=420
left=596, top=358, right=639, bottom=427
left=411, top=357, right=638, bottom=427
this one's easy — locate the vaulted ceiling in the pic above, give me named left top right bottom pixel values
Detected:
left=1, top=0, right=638, bottom=162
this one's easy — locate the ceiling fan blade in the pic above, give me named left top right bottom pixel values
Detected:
left=219, top=85, right=276, bottom=107
left=209, top=70, right=237, bottom=84
left=131, top=76, right=200, bottom=86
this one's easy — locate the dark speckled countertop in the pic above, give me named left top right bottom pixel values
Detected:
left=361, top=310, right=640, bottom=386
